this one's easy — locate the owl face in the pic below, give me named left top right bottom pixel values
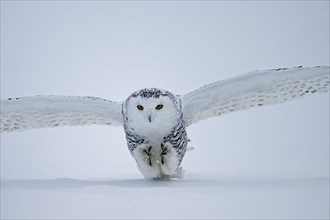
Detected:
left=123, top=88, right=181, bottom=140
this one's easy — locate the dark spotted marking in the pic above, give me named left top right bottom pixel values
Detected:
left=7, top=97, right=21, bottom=100
left=131, top=88, right=176, bottom=100
left=82, top=96, right=110, bottom=102
left=275, top=68, right=288, bottom=71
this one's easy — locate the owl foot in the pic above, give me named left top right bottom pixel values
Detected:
left=133, top=143, right=181, bottom=179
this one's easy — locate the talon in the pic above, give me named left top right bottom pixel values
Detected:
left=143, top=146, right=152, bottom=156
left=148, top=158, right=152, bottom=166
left=161, top=147, right=168, bottom=156
left=160, top=143, right=168, bottom=155
left=143, top=149, right=149, bottom=156
left=161, top=156, right=164, bottom=165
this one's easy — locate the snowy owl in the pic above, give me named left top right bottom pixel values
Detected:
left=1, top=66, right=329, bottom=179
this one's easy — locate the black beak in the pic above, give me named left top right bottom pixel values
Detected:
left=148, top=115, right=152, bottom=123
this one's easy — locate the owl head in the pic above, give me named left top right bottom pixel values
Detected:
left=122, top=88, right=182, bottom=138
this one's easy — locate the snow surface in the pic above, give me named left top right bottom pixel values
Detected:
left=1, top=1, right=329, bottom=219
left=1, top=175, right=329, bottom=219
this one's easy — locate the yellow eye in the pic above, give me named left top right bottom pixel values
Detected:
left=155, top=104, right=163, bottom=110
left=137, top=105, right=144, bottom=111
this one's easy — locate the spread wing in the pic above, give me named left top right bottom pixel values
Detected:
left=182, top=66, right=330, bottom=126
left=0, top=95, right=123, bottom=132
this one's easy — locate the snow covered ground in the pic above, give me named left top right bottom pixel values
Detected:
left=1, top=1, right=329, bottom=219
left=1, top=175, right=329, bottom=219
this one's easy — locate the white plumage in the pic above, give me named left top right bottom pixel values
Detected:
left=182, top=66, right=329, bottom=126
left=1, top=66, right=329, bottom=179
left=1, top=96, right=123, bottom=131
